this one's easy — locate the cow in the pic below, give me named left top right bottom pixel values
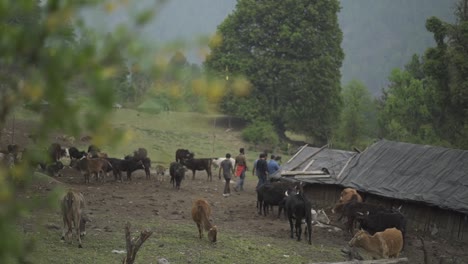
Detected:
left=339, top=195, right=394, bottom=235
left=356, top=210, right=407, bottom=250
left=181, top=153, right=213, bottom=181
left=284, top=186, right=312, bottom=245
left=61, top=190, right=89, bottom=248
left=191, top=199, right=217, bottom=242
left=256, top=181, right=298, bottom=217
left=70, top=156, right=112, bottom=183
left=348, top=228, right=403, bottom=259
left=332, top=188, right=363, bottom=214
left=46, top=161, right=65, bottom=177
left=169, top=162, right=185, bottom=190
left=68, top=147, right=87, bottom=160
left=124, top=155, right=151, bottom=180
left=175, top=149, right=191, bottom=163
left=106, top=157, right=146, bottom=181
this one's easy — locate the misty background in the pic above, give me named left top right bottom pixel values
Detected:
left=81, top=0, right=457, bottom=96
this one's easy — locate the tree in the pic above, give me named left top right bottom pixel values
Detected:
left=335, top=80, right=377, bottom=149
left=0, top=1, right=162, bottom=262
left=423, top=0, right=468, bottom=148
left=205, top=0, right=344, bottom=145
left=377, top=69, right=439, bottom=144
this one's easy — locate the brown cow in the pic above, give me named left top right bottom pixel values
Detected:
left=71, top=156, right=111, bottom=183
left=61, top=190, right=89, bottom=248
left=191, top=199, right=217, bottom=242
left=348, top=228, right=403, bottom=259
left=332, top=188, right=363, bottom=214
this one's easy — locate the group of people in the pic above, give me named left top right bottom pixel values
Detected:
left=218, top=148, right=282, bottom=197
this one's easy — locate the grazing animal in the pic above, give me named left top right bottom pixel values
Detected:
left=256, top=181, right=298, bottom=217
left=191, top=199, right=217, bottom=242
left=155, top=165, right=166, bottom=182
left=169, top=162, right=185, bottom=190
left=348, top=228, right=403, bottom=259
left=332, top=188, right=363, bottom=214
left=175, top=148, right=191, bottom=163
left=61, top=190, right=89, bottom=248
left=181, top=153, right=213, bottom=181
left=284, top=186, right=312, bottom=245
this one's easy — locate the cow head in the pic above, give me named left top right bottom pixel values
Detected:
left=80, top=212, right=91, bottom=237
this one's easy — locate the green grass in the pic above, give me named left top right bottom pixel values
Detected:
left=24, top=215, right=342, bottom=264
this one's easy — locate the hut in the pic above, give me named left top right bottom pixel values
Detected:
left=274, top=139, right=468, bottom=242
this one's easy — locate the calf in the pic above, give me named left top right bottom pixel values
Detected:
left=191, top=199, right=217, bottom=242
left=348, top=228, right=403, bottom=259
left=61, top=190, right=89, bottom=248
left=46, top=161, right=65, bottom=177
left=169, top=162, right=185, bottom=190
left=155, top=165, right=166, bottom=182
left=285, top=190, right=312, bottom=245
left=181, top=153, right=213, bottom=181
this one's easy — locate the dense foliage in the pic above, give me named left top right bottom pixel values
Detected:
left=378, top=0, right=468, bottom=149
left=0, top=1, right=164, bottom=262
left=205, top=0, right=344, bottom=146
left=334, top=80, right=377, bottom=150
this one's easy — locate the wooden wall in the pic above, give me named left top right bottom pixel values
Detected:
left=303, top=183, right=468, bottom=242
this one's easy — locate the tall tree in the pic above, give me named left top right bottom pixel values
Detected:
left=423, top=0, right=468, bottom=148
left=205, top=0, right=343, bottom=145
left=335, top=80, right=376, bottom=149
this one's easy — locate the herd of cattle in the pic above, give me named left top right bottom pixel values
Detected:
left=1, top=144, right=406, bottom=259
left=256, top=183, right=406, bottom=259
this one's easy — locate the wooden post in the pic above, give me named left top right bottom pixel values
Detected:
left=311, top=258, right=408, bottom=264
left=122, top=222, right=153, bottom=264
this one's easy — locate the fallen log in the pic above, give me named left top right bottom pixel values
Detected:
left=122, top=222, right=153, bottom=264
left=311, top=258, right=408, bottom=264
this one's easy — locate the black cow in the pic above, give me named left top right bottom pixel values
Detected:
left=339, top=195, right=395, bottom=235
left=46, top=161, right=64, bottom=177
left=181, top=153, right=213, bottom=181
left=285, top=190, right=312, bottom=245
left=169, top=162, right=185, bottom=190
left=356, top=210, right=407, bottom=250
left=124, top=155, right=151, bottom=180
left=175, top=149, right=191, bottom=163
left=107, top=157, right=146, bottom=181
left=68, top=147, right=87, bottom=160
left=256, top=181, right=297, bottom=217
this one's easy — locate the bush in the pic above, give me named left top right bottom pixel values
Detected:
left=241, top=121, right=279, bottom=149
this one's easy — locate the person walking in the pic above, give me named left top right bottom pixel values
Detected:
left=219, top=153, right=235, bottom=197
left=234, top=148, right=247, bottom=192
left=255, top=153, right=268, bottom=190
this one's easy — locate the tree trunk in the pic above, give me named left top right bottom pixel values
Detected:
left=122, top=222, right=153, bottom=264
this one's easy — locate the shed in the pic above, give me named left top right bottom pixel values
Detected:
left=277, top=140, right=468, bottom=241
